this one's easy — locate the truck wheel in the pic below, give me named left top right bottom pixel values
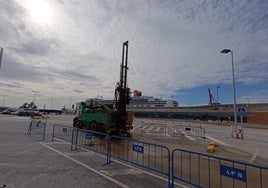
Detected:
left=73, top=118, right=80, bottom=128
left=90, top=121, right=97, bottom=132
left=99, top=124, right=107, bottom=133
left=126, top=133, right=131, bottom=138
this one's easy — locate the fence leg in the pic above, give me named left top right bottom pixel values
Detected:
left=169, top=155, right=172, bottom=188
left=71, top=128, right=78, bottom=151
left=27, top=121, right=33, bottom=135
left=103, top=135, right=112, bottom=166
left=203, top=128, right=206, bottom=141
left=52, top=124, right=55, bottom=142
left=42, top=122, right=47, bottom=140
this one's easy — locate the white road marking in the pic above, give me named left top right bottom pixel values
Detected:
left=43, top=140, right=189, bottom=188
left=205, top=134, right=229, bottom=146
left=250, top=149, right=260, bottom=163
left=181, top=130, right=197, bottom=141
left=133, top=125, right=142, bottom=130
left=147, top=126, right=154, bottom=132
left=164, top=131, right=171, bottom=137
left=40, top=142, right=129, bottom=188
left=140, top=125, right=148, bottom=130
left=107, top=153, right=189, bottom=188
left=100, top=169, right=142, bottom=176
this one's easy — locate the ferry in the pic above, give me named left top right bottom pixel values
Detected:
left=86, top=90, right=178, bottom=108
left=129, top=90, right=178, bottom=108
left=129, top=96, right=178, bottom=107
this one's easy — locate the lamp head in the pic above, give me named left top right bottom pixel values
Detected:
left=220, top=49, right=231, bottom=54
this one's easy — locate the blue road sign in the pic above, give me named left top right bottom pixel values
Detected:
left=62, top=127, right=67, bottom=132
left=85, top=133, right=92, bottom=140
left=220, top=164, right=247, bottom=182
left=132, top=144, right=144, bottom=153
left=238, top=107, right=246, bottom=115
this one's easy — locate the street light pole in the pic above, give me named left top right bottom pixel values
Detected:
left=221, top=49, right=237, bottom=137
left=246, top=98, right=250, bottom=107
left=1, top=95, right=7, bottom=106
left=216, top=85, right=221, bottom=103
left=32, top=90, right=39, bottom=105
left=246, top=97, right=250, bottom=116
left=0, top=47, right=3, bottom=70
left=51, top=98, right=53, bottom=109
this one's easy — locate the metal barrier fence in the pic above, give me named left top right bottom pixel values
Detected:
left=27, top=119, right=47, bottom=140
left=139, top=124, right=205, bottom=140
left=140, top=124, right=185, bottom=137
left=71, top=128, right=109, bottom=156
left=108, top=135, right=171, bottom=187
left=180, top=125, right=206, bottom=141
left=50, top=124, right=268, bottom=188
left=52, top=124, right=73, bottom=143
left=52, top=124, right=110, bottom=164
left=140, top=124, right=166, bottom=136
left=171, top=148, right=268, bottom=188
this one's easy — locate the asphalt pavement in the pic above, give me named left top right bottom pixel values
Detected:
left=1, top=115, right=267, bottom=188
left=0, top=115, right=170, bottom=188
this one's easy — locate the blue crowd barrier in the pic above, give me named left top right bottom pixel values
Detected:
left=50, top=124, right=268, bottom=188
left=70, top=128, right=109, bottom=156
left=108, top=135, right=171, bottom=187
left=27, top=119, right=47, bottom=140
left=171, top=148, right=268, bottom=188
left=52, top=124, right=74, bottom=143
left=181, top=125, right=206, bottom=141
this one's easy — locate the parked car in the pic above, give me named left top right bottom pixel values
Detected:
left=9, top=108, right=38, bottom=116
left=24, top=109, right=39, bottom=116
left=10, top=108, right=27, bottom=116
left=0, top=107, right=7, bottom=113
left=2, top=108, right=18, bottom=114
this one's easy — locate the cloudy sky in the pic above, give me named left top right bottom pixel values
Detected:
left=0, top=0, right=267, bottom=109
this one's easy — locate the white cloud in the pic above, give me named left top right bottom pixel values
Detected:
left=239, top=90, right=268, bottom=104
left=0, top=0, right=267, bottom=108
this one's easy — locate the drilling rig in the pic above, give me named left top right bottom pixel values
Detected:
left=113, top=41, right=132, bottom=136
left=73, top=41, right=133, bottom=137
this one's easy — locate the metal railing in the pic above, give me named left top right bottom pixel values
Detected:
left=52, top=124, right=73, bottom=142
left=180, top=125, right=206, bottom=141
left=27, top=119, right=47, bottom=140
left=108, top=135, right=171, bottom=187
left=49, top=124, right=268, bottom=188
left=139, top=124, right=206, bottom=140
left=71, top=128, right=109, bottom=155
left=171, top=148, right=268, bottom=188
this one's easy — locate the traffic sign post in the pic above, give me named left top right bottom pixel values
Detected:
left=238, top=107, right=245, bottom=124
left=238, top=107, right=245, bottom=115
left=237, top=126, right=244, bottom=139
left=237, top=107, right=245, bottom=139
